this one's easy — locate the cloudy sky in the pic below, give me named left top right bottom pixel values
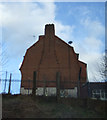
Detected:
left=0, top=1, right=105, bottom=93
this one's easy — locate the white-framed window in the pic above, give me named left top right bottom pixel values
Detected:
left=100, top=90, right=105, bottom=99
left=92, top=89, right=107, bottom=100
left=92, top=89, right=100, bottom=99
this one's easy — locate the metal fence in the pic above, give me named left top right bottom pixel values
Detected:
left=1, top=80, right=86, bottom=101
left=0, top=71, right=85, bottom=99
left=0, top=79, right=21, bottom=94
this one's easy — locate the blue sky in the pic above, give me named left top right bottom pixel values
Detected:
left=0, top=1, right=105, bottom=93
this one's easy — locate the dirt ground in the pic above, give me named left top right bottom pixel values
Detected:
left=2, top=94, right=107, bottom=118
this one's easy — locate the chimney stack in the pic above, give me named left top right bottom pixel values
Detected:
left=45, top=24, right=55, bottom=36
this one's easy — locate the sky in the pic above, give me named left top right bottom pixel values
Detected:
left=0, top=1, right=106, bottom=93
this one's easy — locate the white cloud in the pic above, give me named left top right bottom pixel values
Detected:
left=0, top=0, right=106, bottom=2
left=74, top=17, right=105, bottom=82
left=0, top=2, right=75, bottom=76
left=0, top=2, right=55, bottom=57
left=81, top=17, right=105, bottom=38
left=84, top=37, right=103, bottom=53
left=0, top=2, right=56, bottom=74
left=0, top=2, right=75, bottom=58
left=55, top=21, right=75, bottom=42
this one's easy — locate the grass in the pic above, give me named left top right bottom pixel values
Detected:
left=2, top=94, right=107, bottom=118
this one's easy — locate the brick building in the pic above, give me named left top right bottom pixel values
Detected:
left=80, top=82, right=107, bottom=100
left=20, top=24, right=87, bottom=97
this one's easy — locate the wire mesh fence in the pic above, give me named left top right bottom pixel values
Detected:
left=0, top=79, right=21, bottom=94
left=0, top=78, right=82, bottom=98
left=1, top=76, right=107, bottom=100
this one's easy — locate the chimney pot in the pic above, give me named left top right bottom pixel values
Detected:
left=45, top=24, right=55, bottom=36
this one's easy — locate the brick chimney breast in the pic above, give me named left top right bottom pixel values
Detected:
left=38, top=23, right=59, bottom=69
left=45, top=24, right=55, bottom=36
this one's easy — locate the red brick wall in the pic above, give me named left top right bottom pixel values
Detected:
left=20, top=24, right=87, bottom=89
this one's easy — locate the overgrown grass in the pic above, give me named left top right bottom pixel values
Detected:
left=2, top=94, right=107, bottom=118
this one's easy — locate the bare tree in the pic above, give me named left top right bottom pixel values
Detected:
left=105, top=52, right=107, bottom=81
left=96, top=53, right=107, bottom=82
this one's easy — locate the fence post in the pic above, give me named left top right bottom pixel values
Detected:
left=3, top=71, right=7, bottom=93
left=43, top=79, right=46, bottom=97
left=32, top=71, right=36, bottom=95
left=28, top=80, right=30, bottom=95
left=8, top=73, right=12, bottom=94
left=56, top=72, right=60, bottom=101
left=78, top=67, right=81, bottom=98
